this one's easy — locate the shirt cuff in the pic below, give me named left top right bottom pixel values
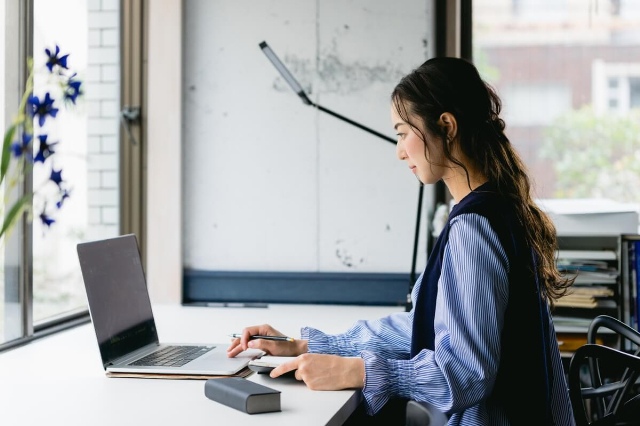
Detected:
left=301, top=326, right=355, bottom=355
left=361, top=351, right=392, bottom=414
left=361, top=350, right=416, bottom=415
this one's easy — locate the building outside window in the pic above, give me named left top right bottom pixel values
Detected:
left=473, top=0, right=640, bottom=203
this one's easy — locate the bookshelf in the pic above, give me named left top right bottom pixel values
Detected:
left=553, top=235, right=622, bottom=357
left=536, top=198, right=639, bottom=358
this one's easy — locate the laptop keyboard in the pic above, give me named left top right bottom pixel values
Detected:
left=129, top=345, right=215, bottom=367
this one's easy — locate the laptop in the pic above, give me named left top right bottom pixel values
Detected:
left=77, top=233, right=262, bottom=376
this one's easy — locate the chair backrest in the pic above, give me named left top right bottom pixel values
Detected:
left=587, top=315, right=640, bottom=355
left=568, top=315, right=640, bottom=426
left=587, top=315, right=640, bottom=422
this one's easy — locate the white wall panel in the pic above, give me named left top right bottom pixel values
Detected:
left=183, top=0, right=434, bottom=274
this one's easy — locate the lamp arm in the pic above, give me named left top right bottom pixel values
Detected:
left=310, top=102, right=396, bottom=145
left=260, top=41, right=395, bottom=145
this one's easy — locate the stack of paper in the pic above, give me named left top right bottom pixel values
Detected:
left=556, top=286, right=615, bottom=309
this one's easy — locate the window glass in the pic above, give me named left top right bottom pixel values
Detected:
left=1, top=0, right=123, bottom=348
left=31, top=0, right=120, bottom=323
left=473, top=0, right=640, bottom=204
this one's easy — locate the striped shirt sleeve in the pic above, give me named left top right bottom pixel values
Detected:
left=301, top=308, right=413, bottom=359
left=304, top=213, right=510, bottom=417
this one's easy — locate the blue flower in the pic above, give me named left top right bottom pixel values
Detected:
left=34, top=134, right=57, bottom=163
left=39, top=210, right=55, bottom=227
left=1, top=45, right=83, bottom=239
left=64, top=73, right=82, bottom=104
left=10, top=132, right=33, bottom=160
left=49, top=168, right=63, bottom=187
left=29, top=93, right=59, bottom=127
left=56, top=188, right=71, bottom=209
left=45, top=45, right=69, bottom=73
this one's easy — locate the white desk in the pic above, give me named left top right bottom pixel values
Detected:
left=0, top=303, right=402, bottom=426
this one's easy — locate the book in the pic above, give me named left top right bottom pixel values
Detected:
left=556, top=285, right=616, bottom=309
left=106, top=366, right=253, bottom=380
left=204, top=377, right=281, bottom=414
left=556, top=332, right=615, bottom=352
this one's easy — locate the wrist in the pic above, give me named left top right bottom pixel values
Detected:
left=349, top=357, right=366, bottom=389
left=296, top=339, right=309, bottom=355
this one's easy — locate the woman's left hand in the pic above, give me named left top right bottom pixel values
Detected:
left=270, top=353, right=365, bottom=390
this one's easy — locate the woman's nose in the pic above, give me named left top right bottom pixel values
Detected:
left=396, top=140, right=406, bottom=160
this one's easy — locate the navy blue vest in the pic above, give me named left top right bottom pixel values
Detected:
left=411, top=182, right=554, bottom=424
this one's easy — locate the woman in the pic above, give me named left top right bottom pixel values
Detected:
left=227, top=57, right=575, bottom=425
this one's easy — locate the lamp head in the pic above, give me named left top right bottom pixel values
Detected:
left=259, top=41, right=312, bottom=105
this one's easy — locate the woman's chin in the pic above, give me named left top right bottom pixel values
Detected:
left=417, top=174, right=438, bottom=185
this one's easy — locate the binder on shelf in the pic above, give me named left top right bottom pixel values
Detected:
left=618, top=234, right=640, bottom=352
left=631, top=239, right=640, bottom=331
left=635, top=240, right=640, bottom=331
left=620, top=235, right=640, bottom=332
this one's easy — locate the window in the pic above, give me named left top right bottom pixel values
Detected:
left=593, top=60, right=640, bottom=115
left=31, top=0, right=121, bottom=324
left=473, top=0, right=640, bottom=204
left=0, top=0, right=144, bottom=350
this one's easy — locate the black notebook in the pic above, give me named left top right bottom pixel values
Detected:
left=204, top=377, right=281, bottom=414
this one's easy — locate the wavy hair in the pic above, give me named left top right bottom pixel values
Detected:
left=391, top=57, right=572, bottom=306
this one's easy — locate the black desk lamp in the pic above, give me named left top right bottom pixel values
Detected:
left=259, top=41, right=425, bottom=308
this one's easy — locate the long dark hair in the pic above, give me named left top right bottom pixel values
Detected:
left=391, top=57, right=572, bottom=306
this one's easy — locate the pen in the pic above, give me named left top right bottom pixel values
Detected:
left=229, top=333, right=295, bottom=342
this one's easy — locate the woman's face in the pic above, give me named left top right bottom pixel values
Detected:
left=391, top=104, right=445, bottom=185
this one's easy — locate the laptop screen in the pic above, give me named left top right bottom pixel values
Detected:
left=77, top=234, right=159, bottom=368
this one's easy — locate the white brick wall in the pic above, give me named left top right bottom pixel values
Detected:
left=87, top=0, right=119, bottom=239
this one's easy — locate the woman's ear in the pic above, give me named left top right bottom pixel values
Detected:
left=438, top=112, right=457, bottom=139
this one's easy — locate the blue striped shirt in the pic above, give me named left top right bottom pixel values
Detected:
left=301, top=213, right=575, bottom=425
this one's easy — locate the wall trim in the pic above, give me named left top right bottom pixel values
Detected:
left=146, top=0, right=182, bottom=304
left=183, top=270, right=412, bottom=307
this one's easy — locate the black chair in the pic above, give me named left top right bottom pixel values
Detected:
left=568, top=344, right=640, bottom=425
left=405, top=400, right=448, bottom=426
left=587, top=315, right=640, bottom=357
left=568, top=315, right=640, bottom=425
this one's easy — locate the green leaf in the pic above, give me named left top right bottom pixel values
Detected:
left=0, top=194, right=31, bottom=239
left=1, top=123, right=17, bottom=184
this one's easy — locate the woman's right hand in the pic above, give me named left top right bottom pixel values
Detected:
left=226, top=324, right=308, bottom=358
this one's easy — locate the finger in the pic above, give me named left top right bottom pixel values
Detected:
left=226, top=344, right=246, bottom=358
left=225, top=341, right=237, bottom=355
left=228, top=334, right=256, bottom=356
left=239, top=330, right=251, bottom=349
left=270, top=359, right=298, bottom=378
left=239, top=326, right=264, bottom=348
left=248, top=337, right=285, bottom=351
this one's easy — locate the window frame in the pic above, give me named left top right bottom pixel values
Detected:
left=0, top=0, right=145, bottom=353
